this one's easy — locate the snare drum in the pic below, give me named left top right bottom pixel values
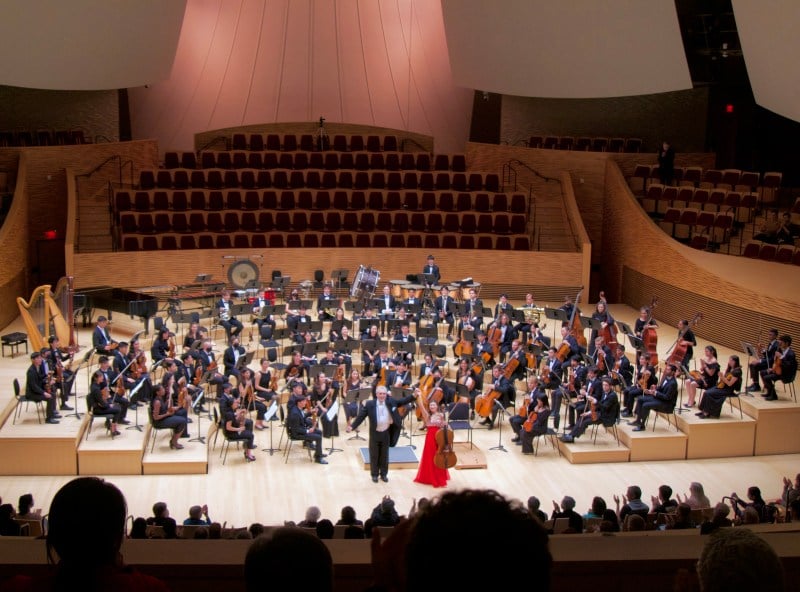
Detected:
left=233, top=289, right=247, bottom=300
left=390, top=279, right=410, bottom=298
left=350, top=265, right=381, bottom=299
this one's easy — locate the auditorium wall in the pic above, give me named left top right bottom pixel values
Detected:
left=0, top=153, right=29, bottom=329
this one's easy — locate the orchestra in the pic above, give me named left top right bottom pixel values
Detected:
left=10, top=272, right=795, bottom=477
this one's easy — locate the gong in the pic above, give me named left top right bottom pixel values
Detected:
left=227, top=259, right=259, bottom=289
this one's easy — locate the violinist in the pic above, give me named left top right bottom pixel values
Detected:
left=480, top=365, right=513, bottom=429
left=560, top=377, right=618, bottom=443
left=747, top=328, right=780, bottom=393
left=489, top=294, right=514, bottom=329
left=589, top=299, right=616, bottom=355
left=510, top=375, right=545, bottom=443
left=92, top=315, right=118, bottom=354
left=88, top=370, right=123, bottom=437
left=96, top=356, right=130, bottom=423
left=697, top=356, right=742, bottom=419
left=761, top=334, right=796, bottom=401
left=620, top=353, right=657, bottom=418
left=455, top=358, right=478, bottom=418
left=47, top=335, right=75, bottom=410
left=628, top=363, right=678, bottom=430
left=197, top=338, right=225, bottom=395
left=329, top=307, right=351, bottom=343
left=224, top=396, right=256, bottom=462
left=310, top=372, right=338, bottom=439
left=183, top=322, right=205, bottom=351
left=412, top=394, right=450, bottom=488
left=222, top=336, right=246, bottom=379
left=217, top=289, right=243, bottom=340
left=114, top=342, right=140, bottom=398
left=591, top=336, right=614, bottom=377
left=150, top=384, right=187, bottom=449
left=150, top=327, right=172, bottom=363
left=566, top=365, right=600, bottom=431
left=433, top=285, right=455, bottom=341
left=611, top=344, right=634, bottom=388
left=254, top=357, right=282, bottom=424
left=344, top=369, right=364, bottom=428
left=378, top=285, right=396, bottom=337
left=178, top=351, right=205, bottom=412
left=287, top=395, right=327, bottom=464
left=685, top=346, right=720, bottom=408
left=316, top=284, right=337, bottom=321
left=236, top=367, right=266, bottom=430
left=161, top=367, right=191, bottom=425
left=284, top=351, right=307, bottom=387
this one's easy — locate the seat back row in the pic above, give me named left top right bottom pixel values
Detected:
left=120, top=231, right=531, bottom=252
left=118, top=210, right=528, bottom=236
left=529, top=135, right=641, bottom=152
left=138, top=168, right=500, bottom=193
left=228, top=132, right=399, bottom=153
left=167, top=150, right=467, bottom=172
left=113, top=188, right=528, bottom=216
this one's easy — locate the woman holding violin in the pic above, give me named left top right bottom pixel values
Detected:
left=150, top=384, right=188, bottom=449
left=412, top=394, right=451, bottom=488
left=684, top=346, right=720, bottom=408
left=310, top=371, right=339, bottom=438
left=697, top=355, right=742, bottom=419
left=520, top=395, right=550, bottom=455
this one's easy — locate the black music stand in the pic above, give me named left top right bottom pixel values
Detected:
left=324, top=398, right=343, bottom=455
left=189, top=391, right=206, bottom=444
left=126, top=379, right=146, bottom=431
left=334, top=338, right=360, bottom=354
left=391, top=386, right=417, bottom=449
left=261, top=401, right=282, bottom=455
left=627, top=334, right=644, bottom=353
left=346, top=388, right=370, bottom=441
left=390, top=340, right=416, bottom=362
left=344, top=300, right=364, bottom=317
left=510, top=309, right=526, bottom=324
left=235, top=351, right=255, bottom=372
left=676, top=364, right=691, bottom=413
left=331, top=269, right=350, bottom=292
left=741, top=342, right=758, bottom=395
left=544, top=308, right=568, bottom=342
left=617, top=321, right=635, bottom=336
left=358, top=318, right=380, bottom=334
left=416, top=326, right=438, bottom=346
left=489, top=398, right=509, bottom=452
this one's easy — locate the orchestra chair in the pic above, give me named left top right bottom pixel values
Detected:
left=531, top=427, right=561, bottom=457
left=12, top=378, right=44, bottom=424
left=651, top=406, right=679, bottom=431
left=148, top=405, right=172, bottom=451
left=213, top=407, right=240, bottom=465
left=85, top=395, right=115, bottom=440
left=780, top=378, right=797, bottom=403
left=590, top=401, right=620, bottom=445
left=282, top=424, right=313, bottom=464
left=447, top=400, right=472, bottom=449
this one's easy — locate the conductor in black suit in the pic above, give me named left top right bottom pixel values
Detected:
left=346, top=385, right=415, bottom=483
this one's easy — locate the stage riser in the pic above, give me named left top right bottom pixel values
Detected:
left=0, top=437, right=79, bottom=475
left=618, top=423, right=688, bottom=462
left=675, top=414, right=756, bottom=459
left=557, top=432, right=631, bottom=464
left=735, top=398, right=800, bottom=455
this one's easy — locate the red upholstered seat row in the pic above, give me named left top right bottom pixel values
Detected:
left=120, top=232, right=531, bottom=252
left=529, top=135, right=641, bottom=152
left=227, top=132, right=398, bottom=153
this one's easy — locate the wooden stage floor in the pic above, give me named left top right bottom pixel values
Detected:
left=0, top=302, right=797, bottom=529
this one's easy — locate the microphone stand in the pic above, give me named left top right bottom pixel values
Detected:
left=489, top=398, right=509, bottom=452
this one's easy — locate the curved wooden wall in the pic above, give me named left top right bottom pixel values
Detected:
left=0, top=152, right=28, bottom=328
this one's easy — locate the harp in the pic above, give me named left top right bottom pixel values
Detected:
left=16, top=276, right=76, bottom=351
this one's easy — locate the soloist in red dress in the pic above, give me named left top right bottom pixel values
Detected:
left=414, top=424, right=450, bottom=488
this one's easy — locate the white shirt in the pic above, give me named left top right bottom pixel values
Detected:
left=376, top=402, right=391, bottom=432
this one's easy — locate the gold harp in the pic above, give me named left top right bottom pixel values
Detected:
left=16, top=276, right=76, bottom=351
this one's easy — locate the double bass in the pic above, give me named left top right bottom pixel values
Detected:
left=568, top=288, right=588, bottom=350
left=596, top=291, right=618, bottom=347
left=666, top=312, right=702, bottom=368
left=640, top=296, right=659, bottom=365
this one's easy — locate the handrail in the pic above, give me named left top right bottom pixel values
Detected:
left=400, top=137, right=428, bottom=153
left=502, top=162, right=518, bottom=192
left=198, top=135, right=230, bottom=153
left=506, top=158, right=559, bottom=184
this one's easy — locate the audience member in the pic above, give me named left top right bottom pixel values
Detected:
left=316, top=519, right=334, bottom=539
left=365, top=496, right=401, bottom=536
left=601, top=509, right=620, bottom=532
left=695, top=528, right=783, bottom=592
left=2, top=477, right=169, bottom=591
left=0, top=504, right=21, bottom=536
left=699, top=503, right=733, bottom=535
left=528, top=495, right=548, bottom=523
left=193, top=526, right=209, bottom=539
left=336, top=505, right=363, bottom=526
left=129, top=517, right=148, bottom=539
left=551, top=496, right=583, bottom=533
left=615, top=485, right=650, bottom=522
left=183, top=504, right=211, bottom=525
left=298, top=506, right=322, bottom=527
left=583, top=496, right=607, bottom=520
left=677, top=482, right=711, bottom=509
left=651, top=485, right=678, bottom=514
left=244, top=527, right=333, bottom=592
left=780, top=473, right=800, bottom=508
left=248, top=523, right=264, bottom=538
left=344, top=525, right=365, bottom=539
left=730, top=486, right=776, bottom=524
left=665, top=503, right=694, bottom=530
left=208, top=522, right=222, bottom=539
left=624, top=514, right=646, bottom=531
left=17, top=494, right=39, bottom=519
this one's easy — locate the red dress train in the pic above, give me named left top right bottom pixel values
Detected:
left=413, top=425, right=450, bottom=488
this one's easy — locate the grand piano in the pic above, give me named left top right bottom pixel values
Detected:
left=76, top=286, right=160, bottom=333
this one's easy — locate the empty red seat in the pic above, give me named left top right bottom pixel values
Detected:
left=216, top=234, right=233, bottom=249
left=252, top=234, right=267, bottom=248
left=233, top=234, right=250, bottom=248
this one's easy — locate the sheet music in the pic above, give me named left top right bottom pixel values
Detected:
left=264, top=402, right=279, bottom=421
left=326, top=400, right=339, bottom=421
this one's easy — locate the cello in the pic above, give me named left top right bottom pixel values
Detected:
left=433, top=407, right=457, bottom=470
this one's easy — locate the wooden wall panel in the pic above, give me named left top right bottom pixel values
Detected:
left=0, top=153, right=29, bottom=328
left=603, top=160, right=799, bottom=352
left=72, top=247, right=584, bottom=303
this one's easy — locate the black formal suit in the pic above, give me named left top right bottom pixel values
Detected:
left=422, top=263, right=440, bottom=284
left=378, top=294, right=397, bottom=335
left=485, top=374, right=514, bottom=425
left=434, top=295, right=454, bottom=335
left=48, top=346, right=74, bottom=404
left=88, top=381, right=127, bottom=424
left=92, top=326, right=115, bottom=354
left=26, top=363, right=56, bottom=419
left=633, top=375, right=678, bottom=426
left=317, top=293, right=337, bottom=320
left=350, top=393, right=415, bottom=479
left=567, top=389, right=618, bottom=439
left=223, top=345, right=246, bottom=377
left=467, top=298, right=483, bottom=329
left=252, top=297, right=277, bottom=337
left=216, top=298, right=243, bottom=338
left=505, top=347, right=527, bottom=382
